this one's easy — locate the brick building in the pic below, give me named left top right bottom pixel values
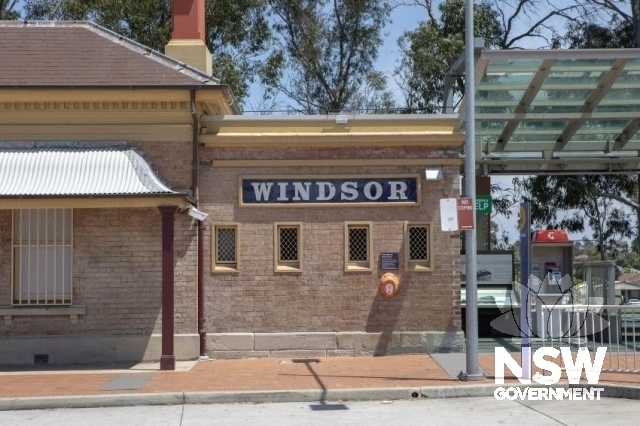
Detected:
left=0, top=0, right=464, bottom=367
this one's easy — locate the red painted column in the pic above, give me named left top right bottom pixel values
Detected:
left=171, top=0, right=206, bottom=41
left=159, top=205, right=178, bottom=371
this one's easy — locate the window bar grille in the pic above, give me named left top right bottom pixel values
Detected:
left=14, top=209, right=71, bottom=305
left=37, top=209, right=40, bottom=304
left=279, top=227, right=298, bottom=263
left=217, top=227, right=236, bottom=264
left=45, top=209, right=48, bottom=304
left=54, top=208, right=57, bottom=303
left=62, top=209, right=65, bottom=305
left=28, top=209, right=31, bottom=305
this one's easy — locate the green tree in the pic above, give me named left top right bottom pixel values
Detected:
left=394, top=0, right=580, bottom=113
left=22, top=0, right=273, bottom=106
left=395, top=0, right=503, bottom=113
left=517, top=175, right=636, bottom=260
left=526, top=3, right=640, bottom=255
left=1, top=0, right=20, bottom=19
left=260, top=0, right=395, bottom=114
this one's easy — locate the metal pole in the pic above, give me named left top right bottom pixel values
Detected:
left=519, top=202, right=532, bottom=380
left=462, top=0, right=483, bottom=380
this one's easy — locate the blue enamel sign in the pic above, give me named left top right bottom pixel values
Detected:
left=241, top=177, right=419, bottom=205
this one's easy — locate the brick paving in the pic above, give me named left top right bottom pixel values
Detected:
left=1, top=353, right=639, bottom=400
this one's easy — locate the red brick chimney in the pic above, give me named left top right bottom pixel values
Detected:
left=165, top=0, right=212, bottom=75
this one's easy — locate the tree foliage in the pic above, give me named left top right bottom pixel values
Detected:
left=394, top=0, right=503, bottom=113
left=517, top=175, right=636, bottom=260
left=394, top=0, right=582, bottom=113
left=519, top=1, right=640, bottom=257
left=0, top=0, right=20, bottom=19
left=260, top=0, right=394, bottom=114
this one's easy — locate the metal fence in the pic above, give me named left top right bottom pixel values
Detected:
left=540, top=304, right=640, bottom=373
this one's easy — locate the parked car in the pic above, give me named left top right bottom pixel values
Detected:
left=627, top=298, right=640, bottom=305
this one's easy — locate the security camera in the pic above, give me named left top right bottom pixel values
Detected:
left=187, top=205, right=209, bottom=221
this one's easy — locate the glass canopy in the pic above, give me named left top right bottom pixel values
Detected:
left=464, top=48, right=640, bottom=175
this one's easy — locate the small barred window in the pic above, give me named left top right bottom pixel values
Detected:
left=212, top=224, right=239, bottom=272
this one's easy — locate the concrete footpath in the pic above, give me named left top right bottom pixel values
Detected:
left=1, top=352, right=640, bottom=410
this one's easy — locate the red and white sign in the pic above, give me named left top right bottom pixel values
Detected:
left=440, top=198, right=475, bottom=231
left=457, top=197, right=475, bottom=230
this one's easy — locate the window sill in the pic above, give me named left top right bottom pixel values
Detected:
left=212, top=265, right=240, bottom=274
left=345, top=265, right=373, bottom=273
left=0, top=305, right=85, bottom=326
left=275, top=264, right=302, bottom=274
left=407, top=264, right=434, bottom=272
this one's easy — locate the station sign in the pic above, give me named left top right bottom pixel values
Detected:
left=240, top=175, right=419, bottom=206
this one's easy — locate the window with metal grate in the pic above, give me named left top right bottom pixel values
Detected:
left=275, top=223, right=302, bottom=272
left=345, top=223, right=372, bottom=271
left=213, top=224, right=239, bottom=273
left=13, top=209, right=73, bottom=305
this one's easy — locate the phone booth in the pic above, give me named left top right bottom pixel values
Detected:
left=530, top=230, right=574, bottom=338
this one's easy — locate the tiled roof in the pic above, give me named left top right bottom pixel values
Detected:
left=0, top=149, right=179, bottom=196
left=0, top=21, right=219, bottom=86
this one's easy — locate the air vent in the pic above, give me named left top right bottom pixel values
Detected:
left=34, top=354, right=49, bottom=364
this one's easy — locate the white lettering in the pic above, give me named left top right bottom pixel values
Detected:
left=591, top=387, right=604, bottom=400
left=292, top=182, right=311, bottom=201
left=277, top=182, right=289, bottom=201
left=494, top=387, right=603, bottom=401
left=316, top=182, right=336, bottom=201
left=583, top=387, right=596, bottom=400
left=496, top=347, right=606, bottom=386
left=251, top=182, right=273, bottom=201
left=364, top=182, right=383, bottom=200
left=532, top=347, right=562, bottom=385
left=388, top=181, right=408, bottom=200
left=340, top=182, right=358, bottom=201
left=495, top=347, right=529, bottom=385
left=561, top=347, right=607, bottom=385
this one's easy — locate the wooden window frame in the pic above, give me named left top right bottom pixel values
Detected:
left=405, top=222, right=433, bottom=272
left=212, top=223, right=239, bottom=274
left=344, top=222, right=373, bottom=272
left=12, top=208, right=73, bottom=306
left=274, top=222, right=303, bottom=273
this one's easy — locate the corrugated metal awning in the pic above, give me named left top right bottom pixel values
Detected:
left=0, top=149, right=180, bottom=197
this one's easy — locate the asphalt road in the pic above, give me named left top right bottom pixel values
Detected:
left=1, top=397, right=639, bottom=426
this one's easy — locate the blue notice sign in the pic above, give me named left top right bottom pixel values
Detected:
left=241, top=176, right=419, bottom=205
left=380, top=252, right=399, bottom=270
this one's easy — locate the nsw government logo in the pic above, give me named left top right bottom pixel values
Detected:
left=490, top=273, right=608, bottom=401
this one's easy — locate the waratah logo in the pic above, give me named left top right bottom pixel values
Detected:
left=490, top=273, right=609, bottom=339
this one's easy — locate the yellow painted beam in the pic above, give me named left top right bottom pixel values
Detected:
left=200, top=133, right=463, bottom=148
left=208, top=158, right=462, bottom=168
left=0, top=89, right=193, bottom=103
left=0, top=124, right=192, bottom=142
left=0, top=111, right=191, bottom=126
